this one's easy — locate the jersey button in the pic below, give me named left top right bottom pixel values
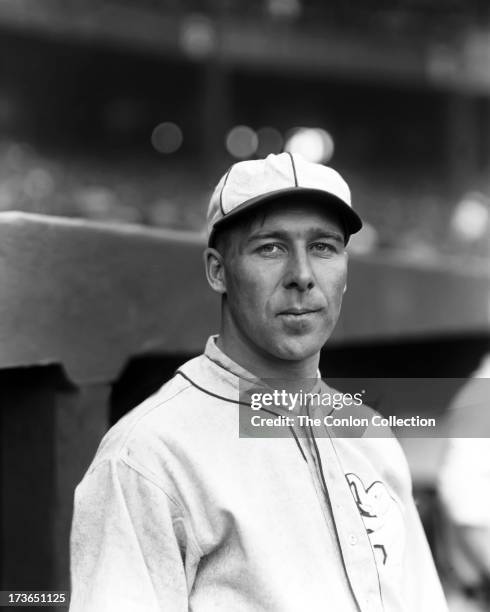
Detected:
left=348, top=534, right=358, bottom=546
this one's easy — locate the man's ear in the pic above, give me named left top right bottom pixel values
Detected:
left=204, top=247, right=226, bottom=294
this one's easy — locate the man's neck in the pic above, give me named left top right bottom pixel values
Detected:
left=216, top=329, right=320, bottom=382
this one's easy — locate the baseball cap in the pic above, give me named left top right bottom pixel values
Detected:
left=207, top=152, right=362, bottom=246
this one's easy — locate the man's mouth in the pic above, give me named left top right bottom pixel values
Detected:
left=278, top=308, right=322, bottom=317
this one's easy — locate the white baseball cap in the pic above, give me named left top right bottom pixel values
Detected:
left=207, top=152, right=362, bottom=246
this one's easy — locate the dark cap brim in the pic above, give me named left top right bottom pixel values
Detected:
left=209, top=186, right=363, bottom=246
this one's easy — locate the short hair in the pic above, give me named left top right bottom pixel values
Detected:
left=211, top=208, right=268, bottom=261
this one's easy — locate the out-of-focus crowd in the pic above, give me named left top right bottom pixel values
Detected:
left=0, top=139, right=488, bottom=263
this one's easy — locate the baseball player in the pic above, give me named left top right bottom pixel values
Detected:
left=70, top=153, right=448, bottom=611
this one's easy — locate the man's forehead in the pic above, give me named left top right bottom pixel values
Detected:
left=245, top=200, right=345, bottom=238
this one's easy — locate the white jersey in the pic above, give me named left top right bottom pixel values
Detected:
left=70, top=336, right=448, bottom=612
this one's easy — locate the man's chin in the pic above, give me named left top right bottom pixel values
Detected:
left=271, top=336, right=327, bottom=362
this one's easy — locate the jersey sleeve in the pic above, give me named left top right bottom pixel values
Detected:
left=69, top=458, right=202, bottom=612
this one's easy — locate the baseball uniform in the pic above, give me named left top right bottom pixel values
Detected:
left=70, top=336, right=448, bottom=611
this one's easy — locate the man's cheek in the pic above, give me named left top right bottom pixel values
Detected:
left=329, top=273, right=348, bottom=301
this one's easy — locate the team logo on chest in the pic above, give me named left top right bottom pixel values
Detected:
left=345, top=473, right=405, bottom=575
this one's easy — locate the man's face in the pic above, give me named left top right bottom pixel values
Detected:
left=217, top=200, right=348, bottom=363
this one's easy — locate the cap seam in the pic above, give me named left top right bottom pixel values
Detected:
left=286, top=151, right=299, bottom=187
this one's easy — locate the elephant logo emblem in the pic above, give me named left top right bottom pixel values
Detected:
left=346, top=473, right=405, bottom=575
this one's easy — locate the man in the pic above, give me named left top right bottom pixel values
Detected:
left=70, top=152, right=447, bottom=611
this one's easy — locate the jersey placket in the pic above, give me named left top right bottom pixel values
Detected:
left=309, top=408, right=385, bottom=612
left=295, top=425, right=359, bottom=611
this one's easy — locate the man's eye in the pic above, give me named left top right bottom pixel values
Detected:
left=258, top=243, right=283, bottom=255
left=311, top=242, right=338, bottom=254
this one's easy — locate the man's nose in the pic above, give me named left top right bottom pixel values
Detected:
left=283, top=249, right=315, bottom=291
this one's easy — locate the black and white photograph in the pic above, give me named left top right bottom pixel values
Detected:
left=0, top=2, right=489, bottom=611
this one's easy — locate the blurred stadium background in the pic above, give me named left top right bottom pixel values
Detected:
left=0, top=1, right=489, bottom=609
left=0, top=0, right=488, bottom=261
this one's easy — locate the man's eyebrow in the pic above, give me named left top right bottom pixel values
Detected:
left=309, top=229, right=345, bottom=243
left=246, top=230, right=288, bottom=242
left=247, top=229, right=345, bottom=243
